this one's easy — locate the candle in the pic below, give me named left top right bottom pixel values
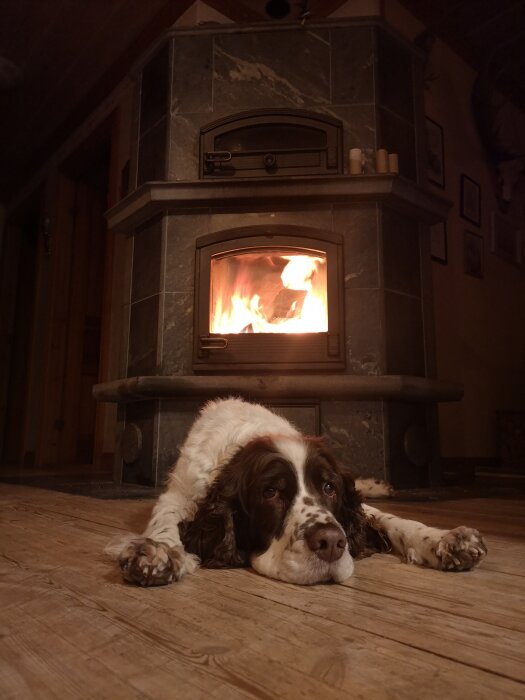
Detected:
left=349, top=148, right=364, bottom=175
left=375, top=149, right=388, bottom=174
left=388, top=153, right=399, bottom=174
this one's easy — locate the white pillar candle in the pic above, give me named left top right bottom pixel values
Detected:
left=349, top=148, right=364, bottom=174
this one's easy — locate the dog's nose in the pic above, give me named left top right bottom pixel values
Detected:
left=305, top=523, right=346, bottom=563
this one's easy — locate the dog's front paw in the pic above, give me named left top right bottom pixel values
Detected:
left=118, top=538, right=199, bottom=586
left=436, top=527, right=487, bottom=571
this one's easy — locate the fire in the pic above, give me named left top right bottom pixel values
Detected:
left=210, top=251, right=328, bottom=334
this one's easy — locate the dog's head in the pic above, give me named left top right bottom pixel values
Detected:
left=182, top=435, right=372, bottom=584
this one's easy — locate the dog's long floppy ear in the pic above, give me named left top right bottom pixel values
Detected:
left=340, top=468, right=392, bottom=557
left=181, top=462, right=249, bottom=568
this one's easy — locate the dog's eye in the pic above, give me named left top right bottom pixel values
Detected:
left=323, top=482, right=337, bottom=497
left=263, top=487, right=278, bottom=500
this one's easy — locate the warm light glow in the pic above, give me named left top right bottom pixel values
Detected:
left=210, top=250, right=328, bottom=334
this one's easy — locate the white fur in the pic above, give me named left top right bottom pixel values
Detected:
left=107, top=397, right=486, bottom=584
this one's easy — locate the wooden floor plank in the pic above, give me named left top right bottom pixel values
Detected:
left=1, top=484, right=524, bottom=699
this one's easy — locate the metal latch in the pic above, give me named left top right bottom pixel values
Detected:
left=199, top=337, right=229, bottom=350
left=204, top=151, right=232, bottom=173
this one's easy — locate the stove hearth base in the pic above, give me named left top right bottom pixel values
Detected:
left=94, top=375, right=462, bottom=490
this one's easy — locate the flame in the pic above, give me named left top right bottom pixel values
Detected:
left=210, top=251, right=328, bottom=334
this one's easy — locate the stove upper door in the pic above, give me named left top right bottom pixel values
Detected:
left=200, top=109, right=343, bottom=179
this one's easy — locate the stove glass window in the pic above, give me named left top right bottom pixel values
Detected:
left=210, top=249, right=327, bottom=334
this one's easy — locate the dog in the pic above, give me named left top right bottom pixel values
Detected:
left=107, top=398, right=487, bottom=586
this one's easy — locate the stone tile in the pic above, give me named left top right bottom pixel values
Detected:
left=377, top=107, right=416, bottom=180
left=137, top=118, right=167, bottom=186
left=268, top=403, right=320, bottom=435
left=381, top=207, right=421, bottom=297
left=384, top=291, right=424, bottom=376
left=333, top=203, right=379, bottom=289
left=208, top=208, right=333, bottom=233
left=321, top=400, right=386, bottom=480
left=162, top=292, right=194, bottom=375
left=345, top=288, right=384, bottom=375
left=140, top=43, right=169, bottom=136
left=157, top=399, right=205, bottom=482
left=165, top=214, right=210, bottom=294
left=385, top=401, right=429, bottom=488
left=122, top=400, right=158, bottom=485
left=167, top=113, right=201, bottom=181
left=213, top=29, right=330, bottom=112
left=172, top=34, right=213, bottom=115
left=376, top=28, right=414, bottom=123
left=131, top=217, right=163, bottom=303
left=330, top=26, right=374, bottom=105
left=319, top=104, right=376, bottom=173
left=128, top=295, right=160, bottom=377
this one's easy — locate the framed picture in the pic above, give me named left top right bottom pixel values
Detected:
left=464, top=230, right=483, bottom=279
left=430, top=221, right=447, bottom=264
left=460, top=175, right=481, bottom=226
left=491, top=211, right=522, bottom=267
left=425, top=117, right=445, bottom=188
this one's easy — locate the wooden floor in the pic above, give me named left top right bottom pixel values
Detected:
left=1, top=484, right=524, bottom=699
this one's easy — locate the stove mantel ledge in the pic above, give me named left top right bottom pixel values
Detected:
left=93, top=375, right=463, bottom=404
left=106, top=175, right=451, bottom=232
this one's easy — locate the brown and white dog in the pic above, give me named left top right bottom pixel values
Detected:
left=107, top=398, right=487, bottom=586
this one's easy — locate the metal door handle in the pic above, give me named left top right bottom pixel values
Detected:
left=199, top=337, right=228, bottom=350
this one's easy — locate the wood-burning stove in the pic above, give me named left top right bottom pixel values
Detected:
left=193, top=225, right=345, bottom=371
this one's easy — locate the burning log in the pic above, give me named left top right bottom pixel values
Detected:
left=268, top=288, right=307, bottom=322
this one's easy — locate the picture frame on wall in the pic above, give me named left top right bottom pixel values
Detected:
left=460, top=174, right=481, bottom=226
left=464, top=230, right=484, bottom=279
left=491, top=211, right=523, bottom=267
left=425, top=117, right=445, bottom=188
left=430, top=221, right=447, bottom=264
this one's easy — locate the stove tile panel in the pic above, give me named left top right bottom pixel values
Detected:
left=345, top=288, right=384, bottom=376
left=384, top=290, right=424, bottom=376
left=333, top=203, right=379, bottom=290
left=376, top=29, right=415, bottom=124
left=381, top=207, right=421, bottom=298
left=156, top=398, right=207, bottom=482
left=377, top=106, right=416, bottom=181
left=162, top=292, right=193, bottom=375
left=123, top=400, right=157, bottom=486
left=165, top=214, right=210, bottom=294
left=207, top=208, right=333, bottom=234
left=137, top=118, right=167, bottom=186
left=321, top=400, right=385, bottom=480
left=331, top=26, right=374, bottom=105
left=128, top=294, right=160, bottom=377
left=131, top=217, right=163, bottom=303
left=168, top=112, right=202, bottom=181
left=172, top=35, right=213, bottom=115
left=321, top=104, right=376, bottom=172
left=213, top=30, right=331, bottom=113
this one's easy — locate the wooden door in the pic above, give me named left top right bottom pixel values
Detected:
left=38, top=174, right=107, bottom=468
left=0, top=210, right=39, bottom=465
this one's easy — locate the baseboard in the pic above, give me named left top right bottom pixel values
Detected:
left=440, top=457, right=500, bottom=484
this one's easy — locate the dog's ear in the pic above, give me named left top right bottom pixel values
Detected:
left=337, top=466, right=370, bottom=557
left=337, top=466, right=391, bottom=557
left=181, top=463, right=249, bottom=568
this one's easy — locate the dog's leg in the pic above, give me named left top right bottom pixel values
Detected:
left=108, top=485, right=200, bottom=587
left=362, top=504, right=487, bottom=571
